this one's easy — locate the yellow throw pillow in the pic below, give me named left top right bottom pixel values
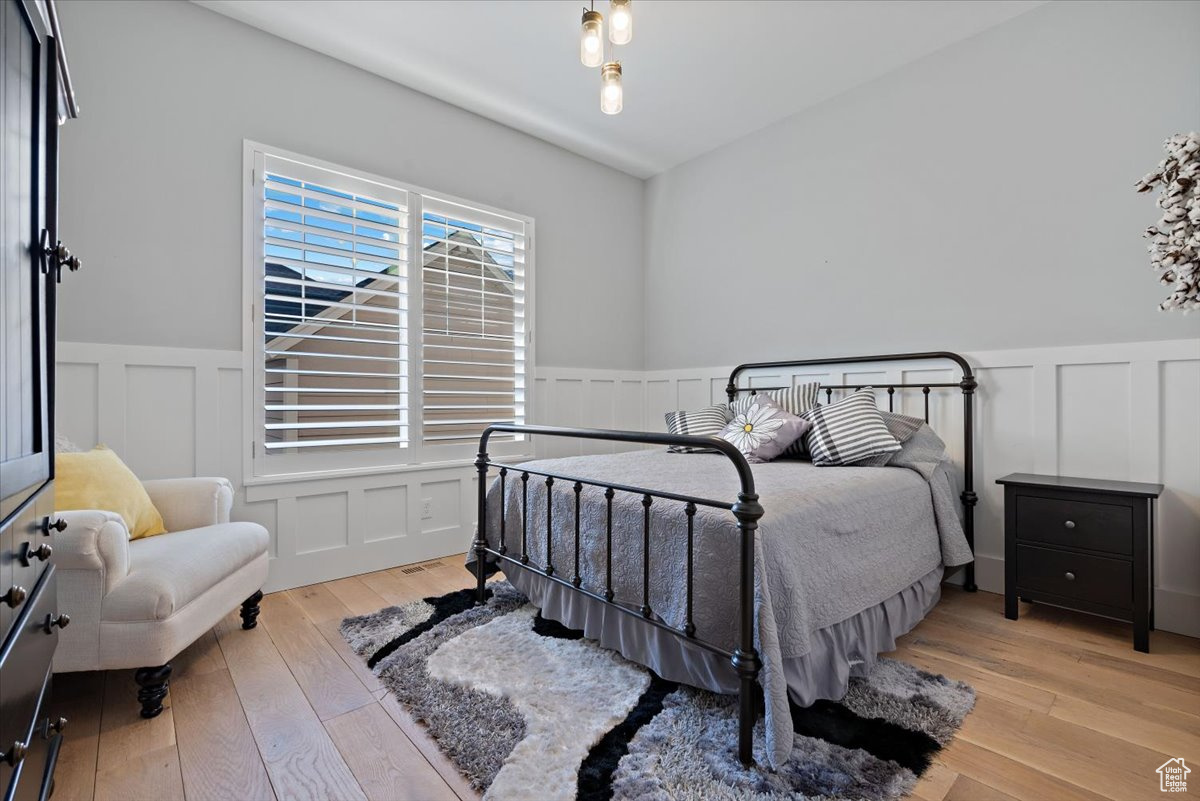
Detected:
left=55, top=447, right=167, bottom=540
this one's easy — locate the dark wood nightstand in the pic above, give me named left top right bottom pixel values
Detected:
left=996, top=473, right=1164, bottom=653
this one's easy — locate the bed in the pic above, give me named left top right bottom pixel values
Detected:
left=468, top=352, right=979, bottom=769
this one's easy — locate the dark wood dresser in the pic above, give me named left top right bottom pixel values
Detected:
left=997, top=473, right=1164, bottom=653
left=1, top=2, right=77, bottom=799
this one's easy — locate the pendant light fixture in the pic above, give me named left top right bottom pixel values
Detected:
left=577, top=1, right=632, bottom=114
left=600, top=61, right=623, bottom=115
left=609, top=0, right=632, bottom=45
left=580, top=7, right=604, bottom=68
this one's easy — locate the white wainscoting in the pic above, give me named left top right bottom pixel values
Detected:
left=639, top=340, right=1200, bottom=639
left=55, top=340, right=1199, bottom=638
left=54, top=343, right=648, bottom=593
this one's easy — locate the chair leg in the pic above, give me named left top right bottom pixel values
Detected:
left=134, top=664, right=172, bottom=719
left=241, top=589, right=264, bottom=630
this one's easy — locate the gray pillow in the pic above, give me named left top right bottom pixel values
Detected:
left=850, top=412, right=926, bottom=466
left=720, top=396, right=812, bottom=463
left=886, top=423, right=951, bottom=479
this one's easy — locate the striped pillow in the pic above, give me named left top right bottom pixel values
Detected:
left=665, top=405, right=731, bottom=453
left=730, top=382, right=821, bottom=416
left=801, top=389, right=901, bottom=466
left=730, top=382, right=820, bottom=458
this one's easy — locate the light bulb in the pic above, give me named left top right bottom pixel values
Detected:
left=609, top=0, right=632, bottom=45
left=600, top=61, right=622, bottom=115
left=580, top=10, right=604, bottom=68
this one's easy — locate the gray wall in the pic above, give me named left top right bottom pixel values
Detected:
left=643, top=0, right=1200, bottom=370
left=56, top=0, right=645, bottom=370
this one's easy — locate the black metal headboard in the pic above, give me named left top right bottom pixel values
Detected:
left=725, top=351, right=978, bottom=591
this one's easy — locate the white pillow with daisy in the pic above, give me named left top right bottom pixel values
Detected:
left=719, top=395, right=812, bottom=463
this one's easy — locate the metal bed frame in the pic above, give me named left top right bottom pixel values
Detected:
left=472, top=351, right=978, bottom=766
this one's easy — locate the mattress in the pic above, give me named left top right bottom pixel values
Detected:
left=472, top=445, right=972, bottom=766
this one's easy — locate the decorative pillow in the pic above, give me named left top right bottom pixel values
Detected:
left=665, top=405, right=732, bottom=453
left=801, top=389, right=901, bottom=467
left=731, top=382, right=820, bottom=459
left=881, top=411, right=927, bottom=444
left=730, top=381, right=821, bottom=416
left=719, top=396, right=812, bottom=463
left=55, top=446, right=167, bottom=539
left=851, top=412, right=928, bottom=466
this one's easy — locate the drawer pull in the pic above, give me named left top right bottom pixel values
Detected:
left=41, top=516, right=68, bottom=535
left=21, top=541, right=53, bottom=564
left=1064, top=520, right=1076, bottom=529
left=1064, top=571, right=1076, bottom=581
left=2, top=585, right=27, bottom=608
left=2, top=740, right=27, bottom=767
left=44, top=612, right=71, bottom=633
left=45, top=717, right=68, bottom=736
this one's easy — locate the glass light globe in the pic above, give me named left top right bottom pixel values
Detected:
left=600, top=62, right=623, bottom=115
left=609, top=0, right=632, bottom=45
left=580, top=10, right=604, bottom=68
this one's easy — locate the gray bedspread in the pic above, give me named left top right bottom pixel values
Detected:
left=471, top=429, right=972, bottom=767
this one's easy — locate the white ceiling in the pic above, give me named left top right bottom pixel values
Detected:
left=195, top=0, right=1044, bottom=179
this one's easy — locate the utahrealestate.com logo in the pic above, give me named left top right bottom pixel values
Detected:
left=1158, top=758, right=1190, bottom=793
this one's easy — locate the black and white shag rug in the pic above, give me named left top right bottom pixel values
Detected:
left=339, top=582, right=974, bottom=801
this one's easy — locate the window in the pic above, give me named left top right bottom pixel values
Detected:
left=245, top=144, right=532, bottom=478
left=420, top=198, right=526, bottom=445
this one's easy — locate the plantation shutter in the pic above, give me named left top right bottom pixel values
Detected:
left=420, top=196, right=526, bottom=444
left=260, top=155, right=410, bottom=453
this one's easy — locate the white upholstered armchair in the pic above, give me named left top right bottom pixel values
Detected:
left=53, top=477, right=269, bottom=717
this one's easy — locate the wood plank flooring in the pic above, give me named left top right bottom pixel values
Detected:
left=52, top=557, right=1199, bottom=801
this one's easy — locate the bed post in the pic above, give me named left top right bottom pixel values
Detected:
left=473, top=443, right=490, bottom=605
left=960, top=370, right=978, bottom=592
left=731, top=491, right=764, bottom=766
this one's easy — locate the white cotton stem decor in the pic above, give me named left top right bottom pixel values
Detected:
left=1135, top=132, right=1200, bottom=312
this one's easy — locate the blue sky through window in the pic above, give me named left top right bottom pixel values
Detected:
left=264, top=172, right=403, bottom=280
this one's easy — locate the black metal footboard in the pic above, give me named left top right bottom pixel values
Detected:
left=472, top=424, right=765, bottom=766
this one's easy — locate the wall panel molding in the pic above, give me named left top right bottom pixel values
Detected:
left=56, top=340, right=1198, bottom=636
left=637, top=340, right=1199, bottom=638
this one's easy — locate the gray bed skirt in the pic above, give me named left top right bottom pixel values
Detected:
left=504, top=564, right=944, bottom=706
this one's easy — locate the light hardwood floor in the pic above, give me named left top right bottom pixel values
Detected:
left=52, top=557, right=1199, bottom=801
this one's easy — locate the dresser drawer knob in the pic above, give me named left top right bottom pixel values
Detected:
left=1064, top=571, right=1076, bottom=581
left=1064, top=520, right=1076, bottom=529
left=41, top=516, right=68, bottom=535
left=2, top=740, right=27, bottom=767
left=21, top=541, right=53, bottom=564
left=45, top=613, right=70, bottom=633
left=2, top=585, right=27, bottom=608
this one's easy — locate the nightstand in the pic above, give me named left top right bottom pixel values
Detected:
left=996, top=473, right=1163, bottom=653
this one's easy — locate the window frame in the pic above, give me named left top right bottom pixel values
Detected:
left=242, top=141, right=536, bottom=483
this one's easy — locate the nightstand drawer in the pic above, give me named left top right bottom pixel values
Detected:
left=1016, top=495, right=1131, bottom=555
left=1016, top=545, right=1131, bottom=610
